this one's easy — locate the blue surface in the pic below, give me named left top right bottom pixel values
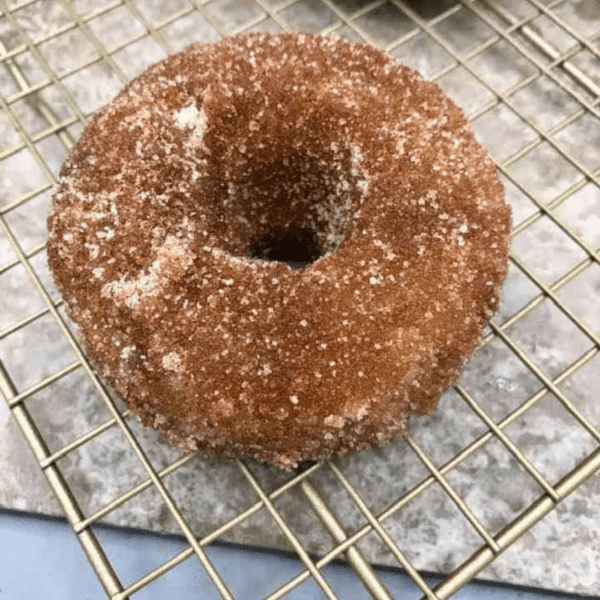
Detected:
left=0, top=508, right=593, bottom=600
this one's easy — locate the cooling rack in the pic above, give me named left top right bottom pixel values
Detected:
left=1, top=0, right=600, bottom=598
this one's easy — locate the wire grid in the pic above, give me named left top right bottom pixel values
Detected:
left=0, top=0, right=599, bottom=598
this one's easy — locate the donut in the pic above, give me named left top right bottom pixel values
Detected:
left=47, top=33, right=511, bottom=469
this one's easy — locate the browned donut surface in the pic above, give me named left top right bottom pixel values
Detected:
left=47, top=33, right=511, bottom=468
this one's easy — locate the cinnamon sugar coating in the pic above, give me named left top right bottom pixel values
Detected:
left=47, top=33, right=511, bottom=468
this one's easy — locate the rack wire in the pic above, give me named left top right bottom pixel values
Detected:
left=0, top=0, right=599, bottom=598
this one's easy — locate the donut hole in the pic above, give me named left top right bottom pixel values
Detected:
left=247, top=225, right=321, bottom=269
left=218, top=149, right=368, bottom=268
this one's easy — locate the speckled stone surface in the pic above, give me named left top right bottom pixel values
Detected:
left=1, top=0, right=600, bottom=596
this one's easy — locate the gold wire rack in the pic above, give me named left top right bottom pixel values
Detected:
left=1, top=0, right=599, bottom=598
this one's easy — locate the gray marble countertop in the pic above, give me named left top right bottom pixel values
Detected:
left=1, top=0, right=600, bottom=597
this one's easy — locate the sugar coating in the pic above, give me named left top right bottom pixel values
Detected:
left=47, top=33, right=511, bottom=469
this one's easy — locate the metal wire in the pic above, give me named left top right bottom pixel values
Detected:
left=1, top=1, right=599, bottom=599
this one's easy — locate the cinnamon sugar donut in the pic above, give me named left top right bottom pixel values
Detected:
left=47, top=33, right=511, bottom=468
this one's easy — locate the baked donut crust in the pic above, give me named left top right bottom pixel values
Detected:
left=47, top=33, right=511, bottom=468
